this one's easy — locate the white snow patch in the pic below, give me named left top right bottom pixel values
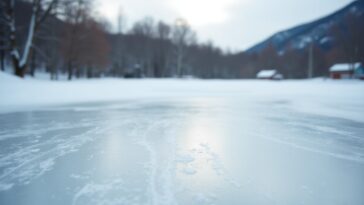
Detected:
left=256, top=70, right=277, bottom=78
left=320, top=36, right=332, bottom=45
left=329, top=63, right=361, bottom=72
left=175, top=154, right=195, bottom=164
left=181, top=166, right=197, bottom=175
left=193, top=193, right=216, bottom=204
left=0, top=183, right=14, bottom=191
left=39, top=158, right=55, bottom=172
left=1, top=71, right=364, bottom=124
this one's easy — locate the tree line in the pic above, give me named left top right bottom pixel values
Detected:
left=0, top=0, right=242, bottom=79
left=0, top=0, right=363, bottom=80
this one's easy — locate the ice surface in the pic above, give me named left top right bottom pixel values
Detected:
left=0, top=72, right=364, bottom=204
left=1, top=71, right=364, bottom=122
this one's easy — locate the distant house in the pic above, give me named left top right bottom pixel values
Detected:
left=256, top=70, right=283, bottom=80
left=354, top=63, right=364, bottom=80
left=329, top=63, right=363, bottom=79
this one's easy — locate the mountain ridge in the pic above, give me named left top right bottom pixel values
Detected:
left=246, top=0, right=364, bottom=54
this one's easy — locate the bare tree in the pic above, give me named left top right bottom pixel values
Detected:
left=0, top=12, right=7, bottom=71
left=111, top=6, right=127, bottom=77
left=80, top=19, right=110, bottom=78
left=1, top=0, right=60, bottom=77
left=172, top=18, right=196, bottom=77
left=116, top=6, right=126, bottom=35
left=60, top=0, right=91, bottom=80
left=130, top=17, right=155, bottom=77
left=154, top=21, right=171, bottom=77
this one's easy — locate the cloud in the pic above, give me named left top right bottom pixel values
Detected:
left=168, top=0, right=241, bottom=26
left=95, top=0, right=353, bottom=50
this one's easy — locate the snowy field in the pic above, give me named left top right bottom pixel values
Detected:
left=0, top=72, right=364, bottom=205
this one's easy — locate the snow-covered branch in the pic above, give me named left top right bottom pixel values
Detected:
left=19, top=4, right=37, bottom=67
left=35, top=0, right=58, bottom=29
left=1, top=0, right=60, bottom=77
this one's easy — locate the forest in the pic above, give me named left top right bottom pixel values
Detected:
left=1, top=0, right=363, bottom=80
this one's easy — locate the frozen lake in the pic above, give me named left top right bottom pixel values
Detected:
left=0, top=96, right=363, bottom=205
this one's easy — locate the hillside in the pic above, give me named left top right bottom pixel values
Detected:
left=246, top=0, right=364, bottom=54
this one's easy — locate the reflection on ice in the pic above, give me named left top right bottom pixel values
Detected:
left=0, top=98, right=363, bottom=205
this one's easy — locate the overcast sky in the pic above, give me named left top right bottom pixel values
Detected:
left=95, top=0, right=354, bottom=51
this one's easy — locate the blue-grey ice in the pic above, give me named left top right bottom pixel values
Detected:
left=0, top=73, right=364, bottom=204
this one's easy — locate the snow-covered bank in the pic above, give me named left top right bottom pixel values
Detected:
left=1, top=71, right=364, bottom=122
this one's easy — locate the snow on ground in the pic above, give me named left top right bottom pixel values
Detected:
left=1, top=71, right=364, bottom=205
left=1, top=71, right=364, bottom=122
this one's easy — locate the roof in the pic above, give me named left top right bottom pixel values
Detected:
left=329, top=63, right=361, bottom=72
left=257, top=70, right=277, bottom=78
